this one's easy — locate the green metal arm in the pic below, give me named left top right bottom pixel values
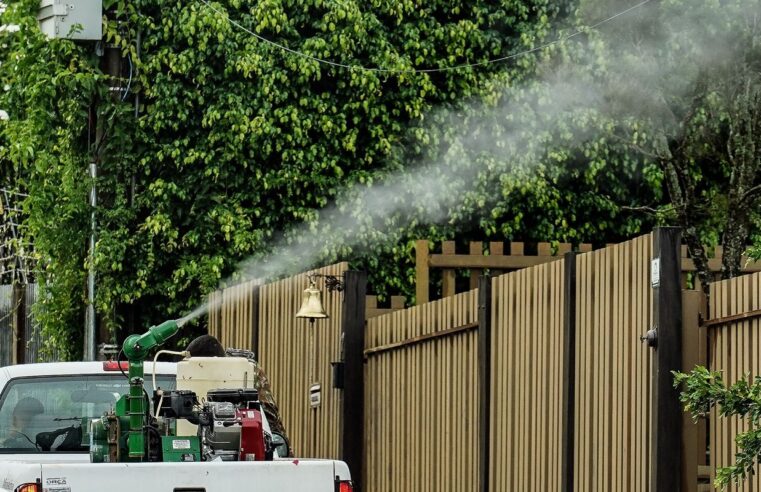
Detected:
left=123, top=319, right=181, bottom=361
left=121, top=319, right=181, bottom=460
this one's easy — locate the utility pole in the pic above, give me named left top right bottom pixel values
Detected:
left=84, top=28, right=122, bottom=360
left=83, top=161, right=97, bottom=361
left=34, top=0, right=104, bottom=360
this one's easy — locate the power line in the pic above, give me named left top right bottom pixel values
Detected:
left=198, top=0, right=654, bottom=74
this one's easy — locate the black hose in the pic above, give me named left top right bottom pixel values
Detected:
left=143, top=425, right=162, bottom=461
left=117, top=349, right=129, bottom=380
left=143, top=425, right=161, bottom=440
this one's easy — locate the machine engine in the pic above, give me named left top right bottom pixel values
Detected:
left=92, top=386, right=273, bottom=463
left=196, top=389, right=270, bottom=462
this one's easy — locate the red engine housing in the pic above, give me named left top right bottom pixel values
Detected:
left=237, top=408, right=266, bottom=461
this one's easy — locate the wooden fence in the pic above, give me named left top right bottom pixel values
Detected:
left=362, top=232, right=679, bottom=492
left=707, top=271, right=761, bottom=492
left=415, top=239, right=761, bottom=303
left=364, top=289, right=480, bottom=492
left=0, top=284, right=14, bottom=366
left=205, top=230, right=700, bottom=491
left=0, top=283, right=57, bottom=365
left=209, top=262, right=348, bottom=459
left=415, top=240, right=591, bottom=304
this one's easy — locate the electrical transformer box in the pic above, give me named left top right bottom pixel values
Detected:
left=38, top=0, right=101, bottom=40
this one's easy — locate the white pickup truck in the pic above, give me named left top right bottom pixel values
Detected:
left=0, top=362, right=352, bottom=492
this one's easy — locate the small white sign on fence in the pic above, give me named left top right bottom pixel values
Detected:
left=651, top=258, right=660, bottom=288
left=309, top=383, right=321, bottom=409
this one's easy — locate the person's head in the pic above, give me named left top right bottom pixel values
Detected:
left=12, top=397, right=44, bottom=430
left=186, top=335, right=226, bottom=357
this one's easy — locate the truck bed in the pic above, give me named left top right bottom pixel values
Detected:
left=1, top=459, right=351, bottom=492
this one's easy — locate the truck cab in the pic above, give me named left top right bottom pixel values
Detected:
left=0, top=362, right=176, bottom=461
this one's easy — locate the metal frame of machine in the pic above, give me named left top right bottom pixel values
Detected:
left=90, top=320, right=284, bottom=464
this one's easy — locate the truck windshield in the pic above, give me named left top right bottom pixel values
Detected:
left=0, top=374, right=175, bottom=453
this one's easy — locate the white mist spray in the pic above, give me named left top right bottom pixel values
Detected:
left=181, top=0, right=759, bottom=323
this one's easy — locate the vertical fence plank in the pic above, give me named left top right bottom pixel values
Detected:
left=681, top=289, right=707, bottom=492
left=593, top=247, right=602, bottom=491
left=574, top=252, right=584, bottom=492
left=753, top=275, right=760, bottom=490
left=416, top=240, right=430, bottom=305
left=537, top=266, right=547, bottom=492
left=622, top=239, right=632, bottom=491
left=602, top=247, right=611, bottom=490
left=441, top=241, right=456, bottom=298
left=470, top=243, right=483, bottom=290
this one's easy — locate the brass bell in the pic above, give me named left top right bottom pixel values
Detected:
left=295, top=279, right=328, bottom=320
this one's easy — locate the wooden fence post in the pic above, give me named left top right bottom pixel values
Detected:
left=651, top=227, right=683, bottom=492
left=561, top=251, right=577, bottom=492
left=478, top=274, right=492, bottom=492
left=12, top=284, right=25, bottom=365
left=470, top=242, right=483, bottom=290
left=250, top=284, right=260, bottom=356
left=442, top=241, right=456, bottom=298
left=341, top=271, right=367, bottom=490
left=415, top=240, right=429, bottom=305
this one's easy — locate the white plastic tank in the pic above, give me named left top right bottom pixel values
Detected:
left=176, top=356, right=256, bottom=435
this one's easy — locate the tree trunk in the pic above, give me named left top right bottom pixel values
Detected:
left=660, top=158, right=712, bottom=295
left=722, top=78, right=761, bottom=279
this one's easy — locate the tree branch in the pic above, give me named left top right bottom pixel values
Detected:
left=608, top=133, right=664, bottom=160
left=740, top=183, right=761, bottom=205
left=620, top=204, right=674, bottom=215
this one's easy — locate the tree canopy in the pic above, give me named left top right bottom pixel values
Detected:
left=0, top=0, right=758, bottom=357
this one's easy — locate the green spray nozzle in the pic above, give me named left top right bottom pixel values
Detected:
left=123, top=319, right=180, bottom=361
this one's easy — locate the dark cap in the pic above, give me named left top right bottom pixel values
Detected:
left=186, top=335, right=226, bottom=357
left=13, top=397, right=44, bottom=418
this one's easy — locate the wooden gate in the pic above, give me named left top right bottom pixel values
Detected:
left=207, top=231, right=686, bottom=491
left=364, top=290, right=480, bottom=492
left=573, top=234, right=654, bottom=491
left=488, top=260, right=566, bottom=491
left=707, top=271, right=761, bottom=491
